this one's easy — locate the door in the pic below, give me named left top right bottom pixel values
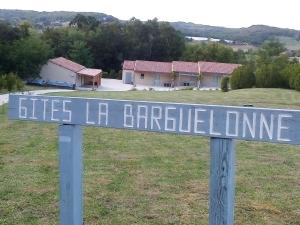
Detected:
left=154, top=74, right=160, bottom=86
left=124, top=72, right=133, bottom=84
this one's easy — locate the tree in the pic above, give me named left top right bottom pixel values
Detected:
left=10, top=34, right=53, bottom=78
left=88, top=22, right=125, bottom=72
left=70, top=14, right=100, bottom=31
left=294, top=73, right=300, bottom=91
left=281, top=63, right=300, bottom=89
left=255, top=55, right=289, bottom=88
left=221, top=76, right=230, bottom=92
left=42, top=27, right=86, bottom=58
left=260, top=39, right=286, bottom=57
left=230, top=65, right=255, bottom=89
left=69, top=40, right=93, bottom=67
left=181, top=42, right=245, bottom=64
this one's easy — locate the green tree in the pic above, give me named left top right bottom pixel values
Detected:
left=181, top=42, right=245, bottom=64
left=281, top=63, right=300, bottom=89
left=70, top=14, right=100, bottom=31
left=10, top=34, right=53, bottom=78
left=69, top=40, right=93, bottom=67
left=294, top=74, right=300, bottom=91
left=42, top=27, right=86, bottom=58
left=255, top=55, right=289, bottom=88
left=221, top=76, right=230, bottom=92
left=230, top=65, right=255, bottom=89
left=260, top=39, right=286, bottom=57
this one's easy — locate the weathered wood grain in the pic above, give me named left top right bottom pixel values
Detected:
left=209, top=138, right=235, bottom=225
left=59, top=125, right=83, bottom=225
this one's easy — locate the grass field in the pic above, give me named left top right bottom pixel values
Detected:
left=1, top=88, right=300, bottom=225
left=0, top=85, right=51, bottom=94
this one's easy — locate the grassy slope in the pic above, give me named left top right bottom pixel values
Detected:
left=0, top=88, right=300, bottom=225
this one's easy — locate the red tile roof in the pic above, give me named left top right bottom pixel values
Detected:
left=122, top=60, right=240, bottom=75
left=123, top=60, right=135, bottom=70
left=198, top=61, right=240, bottom=74
left=172, top=61, right=199, bottom=73
left=50, top=57, right=85, bottom=72
left=135, top=60, right=172, bottom=73
left=78, top=68, right=102, bottom=77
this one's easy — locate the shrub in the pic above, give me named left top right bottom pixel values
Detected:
left=0, top=73, right=23, bottom=92
left=109, top=69, right=116, bottom=78
left=221, top=76, right=229, bottom=92
left=281, top=63, right=300, bottom=89
left=255, top=55, right=289, bottom=88
left=101, top=71, right=109, bottom=78
left=16, top=77, right=25, bottom=90
left=6, top=73, right=18, bottom=91
left=294, top=74, right=300, bottom=91
left=230, top=65, right=255, bottom=89
left=0, top=75, right=6, bottom=90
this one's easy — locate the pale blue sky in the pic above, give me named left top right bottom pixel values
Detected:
left=2, top=0, right=300, bottom=30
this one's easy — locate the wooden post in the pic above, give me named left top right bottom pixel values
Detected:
left=59, top=125, right=83, bottom=225
left=209, top=137, right=235, bottom=225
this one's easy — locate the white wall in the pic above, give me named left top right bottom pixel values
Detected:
left=40, top=62, right=77, bottom=85
left=201, top=74, right=222, bottom=88
left=122, top=70, right=134, bottom=84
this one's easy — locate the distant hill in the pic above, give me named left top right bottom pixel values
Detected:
left=170, top=22, right=300, bottom=46
left=1, top=9, right=300, bottom=49
left=0, top=9, right=118, bottom=28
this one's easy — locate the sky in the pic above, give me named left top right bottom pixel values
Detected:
left=1, top=0, right=300, bottom=30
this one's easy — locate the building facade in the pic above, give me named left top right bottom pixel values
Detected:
left=122, top=60, right=240, bottom=88
left=40, top=57, right=102, bottom=89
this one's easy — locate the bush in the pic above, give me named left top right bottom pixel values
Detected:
left=6, top=73, right=18, bottom=91
left=101, top=71, right=109, bottom=78
left=294, top=74, right=300, bottom=91
left=16, top=77, right=25, bottom=90
left=221, top=76, right=229, bottom=92
left=0, top=75, right=7, bottom=90
left=281, top=63, right=300, bottom=89
left=0, top=73, right=24, bottom=92
left=255, top=55, right=289, bottom=88
left=230, top=65, right=256, bottom=89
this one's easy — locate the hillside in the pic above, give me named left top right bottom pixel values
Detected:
left=1, top=9, right=300, bottom=48
left=171, top=22, right=300, bottom=46
left=0, top=9, right=117, bottom=28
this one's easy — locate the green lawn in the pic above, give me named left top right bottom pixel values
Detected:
left=0, top=88, right=300, bottom=225
left=0, top=85, right=51, bottom=94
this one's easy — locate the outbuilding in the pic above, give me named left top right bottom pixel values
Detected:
left=40, top=57, right=102, bottom=89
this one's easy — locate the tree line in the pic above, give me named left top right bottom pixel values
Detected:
left=227, top=40, right=300, bottom=91
left=1, top=14, right=300, bottom=92
left=0, top=15, right=245, bottom=80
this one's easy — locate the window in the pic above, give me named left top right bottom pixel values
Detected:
left=140, top=74, right=144, bottom=79
left=183, top=82, right=190, bottom=86
left=164, top=83, right=171, bottom=87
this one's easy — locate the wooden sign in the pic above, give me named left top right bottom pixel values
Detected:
left=9, top=94, right=300, bottom=144
left=8, top=94, right=300, bottom=225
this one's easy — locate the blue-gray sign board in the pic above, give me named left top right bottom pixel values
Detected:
left=8, top=94, right=300, bottom=144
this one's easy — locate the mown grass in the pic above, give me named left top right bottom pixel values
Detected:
left=0, top=84, right=51, bottom=94
left=0, top=88, right=300, bottom=225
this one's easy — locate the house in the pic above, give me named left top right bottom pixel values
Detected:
left=122, top=60, right=240, bottom=88
left=39, top=57, right=102, bottom=89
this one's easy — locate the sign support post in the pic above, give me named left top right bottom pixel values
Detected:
left=58, top=124, right=83, bottom=225
left=209, top=138, right=235, bottom=225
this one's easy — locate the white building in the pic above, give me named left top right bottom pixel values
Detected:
left=40, top=57, right=102, bottom=89
left=122, top=60, right=241, bottom=89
